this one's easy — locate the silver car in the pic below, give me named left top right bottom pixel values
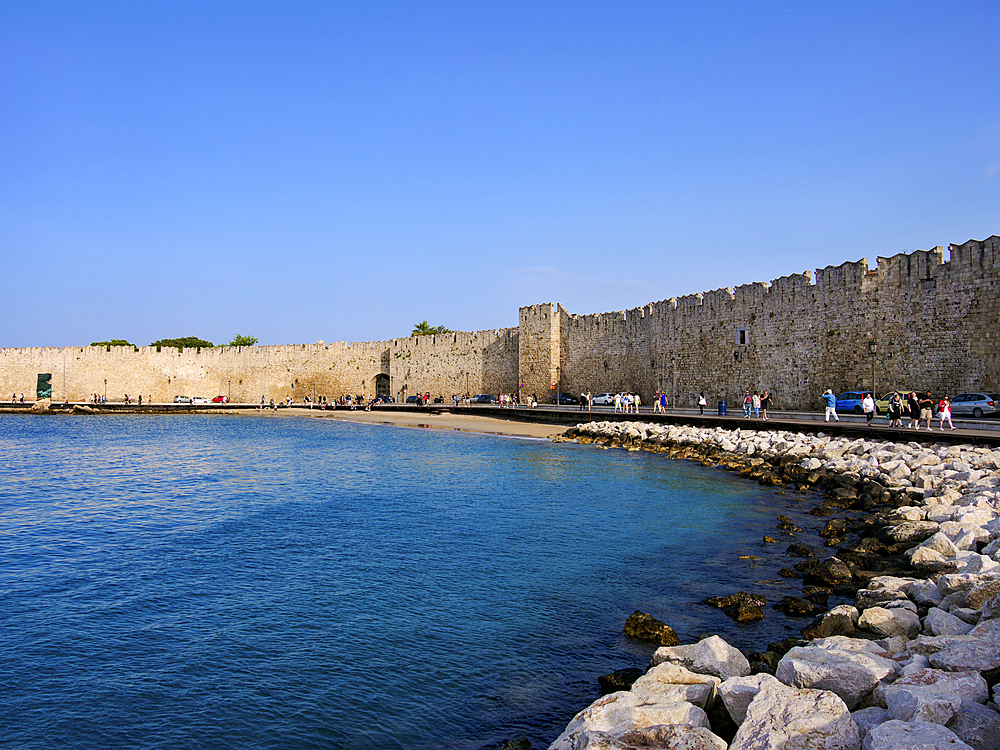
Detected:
left=590, top=393, right=616, bottom=406
left=950, top=393, right=1000, bottom=418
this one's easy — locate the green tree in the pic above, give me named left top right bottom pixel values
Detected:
left=149, top=336, right=215, bottom=350
left=90, top=339, right=135, bottom=347
left=228, top=334, right=259, bottom=347
left=411, top=321, right=452, bottom=336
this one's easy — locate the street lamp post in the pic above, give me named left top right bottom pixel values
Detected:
left=104, top=379, right=107, bottom=402
left=868, top=340, right=877, bottom=401
left=228, top=379, right=231, bottom=402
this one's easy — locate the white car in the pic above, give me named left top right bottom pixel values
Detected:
left=191, top=396, right=210, bottom=404
left=950, top=393, right=1000, bottom=418
left=590, top=393, right=616, bottom=406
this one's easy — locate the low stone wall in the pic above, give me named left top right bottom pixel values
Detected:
left=547, top=421, right=1000, bottom=750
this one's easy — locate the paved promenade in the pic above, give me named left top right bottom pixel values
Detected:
left=5, top=399, right=998, bottom=446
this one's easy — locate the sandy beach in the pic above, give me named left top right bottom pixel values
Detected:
left=276, top=406, right=563, bottom=439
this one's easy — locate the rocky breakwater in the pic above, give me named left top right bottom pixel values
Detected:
left=548, top=421, right=1000, bottom=750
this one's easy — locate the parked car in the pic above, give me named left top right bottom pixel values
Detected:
left=836, top=391, right=884, bottom=415
left=212, top=395, right=227, bottom=403
left=405, top=395, right=421, bottom=404
left=173, top=395, right=191, bottom=403
left=551, top=392, right=580, bottom=406
left=950, top=393, right=1000, bottom=418
left=590, top=392, right=616, bottom=406
left=470, top=394, right=497, bottom=404
left=191, top=396, right=210, bottom=404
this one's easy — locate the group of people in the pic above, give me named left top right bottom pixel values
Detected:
left=612, top=393, right=641, bottom=413
left=87, top=393, right=151, bottom=405
left=821, top=389, right=956, bottom=430
left=741, top=390, right=774, bottom=420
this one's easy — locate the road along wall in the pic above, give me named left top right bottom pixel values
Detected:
left=2, top=234, right=997, bottom=409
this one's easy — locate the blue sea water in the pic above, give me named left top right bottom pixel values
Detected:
left=0, top=414, right=830, bottom=749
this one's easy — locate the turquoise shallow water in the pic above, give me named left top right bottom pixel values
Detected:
left=0, top=415, right=827, bottom=749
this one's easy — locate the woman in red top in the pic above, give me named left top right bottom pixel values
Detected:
left=938, top=396, right=955, bottom=431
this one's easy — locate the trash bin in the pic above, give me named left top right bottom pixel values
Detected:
left=718, top=400, right=727, bottom=416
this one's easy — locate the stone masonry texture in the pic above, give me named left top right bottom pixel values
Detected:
left=3, top=235, right=998, bottom=409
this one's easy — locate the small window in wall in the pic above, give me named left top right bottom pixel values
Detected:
left=736, top=327, right=749, bottom=346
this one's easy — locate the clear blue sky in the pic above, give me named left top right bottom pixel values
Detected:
left=2, top=1, right=998, bottom=347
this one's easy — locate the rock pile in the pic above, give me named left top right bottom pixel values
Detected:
left=548, top=421, right=1000, bottom=750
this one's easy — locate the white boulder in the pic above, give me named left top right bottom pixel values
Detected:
left=929, top=638, right=1000, bottom=673
left=776, top=644, right=899, bottom=709
left=650, top=635, right=751, bottom=680
left=630, top=663, right=721, bottom=709
left=858, top=606, right=922, bottom=638
left=851, top=707, right=888, bottom=741
left=718, top=673, right=783, bottom=725
left=924, top=607, right=975, bottom=636
left=862, top=719, right=973, bottom=749
left=946, top=700, right=1000, bottom=750
left=730, top=682, right=860, bottom=750
left=548, top=691, right=709, bottom=750
left=905, top=579, right=944, bottom=606
left=564, top=724, right=728, bottom=750
left=916, top=531, right=960, bottom=558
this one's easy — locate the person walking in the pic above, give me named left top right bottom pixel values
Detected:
left=760, top=390, right=772, bottom=420
left=633, top=393, right=641, bottom=413
left=918, top=391, right=934, bottom=430
left=752, top=392, right=761, bottom=418
left=698, top=393, right=706, bottom=415
left=742, top=390, right=752, bottom=418
left=938, top=395, right=955, bottom=430
left=862, top=392, right=876, bottom=425
left=888, top=392, right=903, bottom=428
left=660, top=392, right=668, bottom=413
left=822, top=389, right=839, bottom=421
left=906, top=391, right=920, bottom=429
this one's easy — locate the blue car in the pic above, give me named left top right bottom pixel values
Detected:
left=836, top=391, right=883, bottom=415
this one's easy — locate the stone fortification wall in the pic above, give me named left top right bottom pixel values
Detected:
left=518, top=303, right=564, bottom=398
left=551, top=235, right=1000, bottom=410
left=0, top=328, right=519, bottom=403
left=2, top=235, right=996, bottom=409
left=387, top=328, right=519, bottom=401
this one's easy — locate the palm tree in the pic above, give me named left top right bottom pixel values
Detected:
left=412, top=322, right=451, bottom=336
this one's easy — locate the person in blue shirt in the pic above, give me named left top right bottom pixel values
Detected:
left=822, top=389, right=839, bottom=422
